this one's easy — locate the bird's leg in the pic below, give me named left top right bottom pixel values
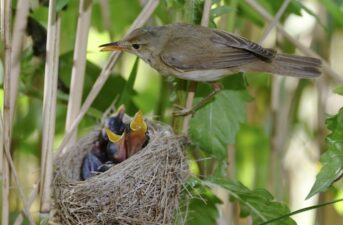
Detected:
left=173, top=82, right=223, bottom=116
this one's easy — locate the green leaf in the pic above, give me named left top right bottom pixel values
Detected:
left=306, top=108, right=343, bottom=199
left=211, top=5, right=233, bottom=18
left=56, top=0, right=70, bottom=11
left=182, top=182, right=221, bottom=225
left=334, top=87, right=343, bottom=96
left=189, top=76, right=251, bottom=159
left=320, top=0, right=343, bottom=28
left=118, top=57, right=139, bottom=114
left=205, top=177, right=297, bottom=225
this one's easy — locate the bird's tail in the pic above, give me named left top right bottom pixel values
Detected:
left=244, top=53, right=322, bottom=78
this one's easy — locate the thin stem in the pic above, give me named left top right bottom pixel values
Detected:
left=40, top=0, right=61, bottom=217
left=1, top=0, right=12, bottom=224
left=245, top=0, right=343, bottom=85
left=259, top=0, right=290, bottom=45
left=10, top=0, right=30, bottom=119
left=14, top=183, right=39, bottom=225
left=65, top=0, right=93, bottom=146
left=181, top=0, right=212, bottom=135
left=58, top=0, right=160, bottom=155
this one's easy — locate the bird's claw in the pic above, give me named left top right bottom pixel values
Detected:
left=172, top=107, right=194, bottom=117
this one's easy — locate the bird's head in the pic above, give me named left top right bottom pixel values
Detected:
left=99, top=26, right=169, bottom=62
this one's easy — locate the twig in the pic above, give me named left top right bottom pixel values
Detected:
left=181, top=0, right=212, bottom=135
left=65, top=0, right=93, bottom=146
left=3, top=140, right=36, bottom=224
left=1, top=0, right=12, bottom=224
left=14, top=183, right=39, bottom=225
left=259, top=0, right=291, bottom=45
left=58, top=0, right=160, bottom=155
left=10, top=0, right=30, bottom=118
left=40, top=0, right=61, bottom=217
left=245, top=0, right=343, bottom=84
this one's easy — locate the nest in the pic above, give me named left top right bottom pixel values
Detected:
left=52, top=120, right=189, bottom=225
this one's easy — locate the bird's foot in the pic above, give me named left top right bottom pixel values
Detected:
left=172, top=105, right=194, bottom=117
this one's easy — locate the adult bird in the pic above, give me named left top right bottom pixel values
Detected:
left=100, top=24, right=322, bottom=115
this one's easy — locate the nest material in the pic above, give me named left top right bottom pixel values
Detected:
left=52, top=121, right=188, bottom=225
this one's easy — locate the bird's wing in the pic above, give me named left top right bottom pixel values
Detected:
left=160, top=33, right=273, bottom=71
left=210, top=30, right=276, bottom=60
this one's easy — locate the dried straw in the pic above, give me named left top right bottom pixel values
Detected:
left=52, top=120, right=189, bottom=225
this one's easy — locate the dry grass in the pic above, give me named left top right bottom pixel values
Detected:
left=52, top=119, right=189, bottom=225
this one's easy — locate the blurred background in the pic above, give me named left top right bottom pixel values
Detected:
left=1, top=0, right=343, bottom=224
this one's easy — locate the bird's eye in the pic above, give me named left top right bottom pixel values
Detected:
left=132, top=44, right=140, bottom=49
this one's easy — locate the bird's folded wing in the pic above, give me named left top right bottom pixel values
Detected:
left=160, top=36, right=259, bottom=71
left=210, top=30, right=276, bottom=60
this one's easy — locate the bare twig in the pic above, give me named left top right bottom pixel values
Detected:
left=259, top=0, right=291, bottom=45
left=1, top=0, right=12, bottom=224
left=181, top=0, right=212, bottom=135
left=40, top=0, right=61, bottom=217
left=245, top=0, right=343, bottom=84
left=14, top=183, right=39, bottom=225
left=58, top=0, right=160, bottom=154
left=10, top=0, right=30, bottom=118
left=65, top=0, right=93, bottom=146
left=3, top=141, right=36, bottom=224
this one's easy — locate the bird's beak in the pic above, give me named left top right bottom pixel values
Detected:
left=116, top=104, right=126, bottom=119
left=105, top=128, right=124, bottom=143
left=99, top=41, right=126, bottom=51
left=130, top=111, right=147, bottom=132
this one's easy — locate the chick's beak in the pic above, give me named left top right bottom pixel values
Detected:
left=116, top=104, right=126, bottom=119
left=99, top=41, right=126, bottom=52
left=130, top=111, right=147, bottom=132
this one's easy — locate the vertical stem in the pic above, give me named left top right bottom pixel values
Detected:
left=10, top=0, right=30, bottom=118
left=40, top=0, right=61, bottom=219
left=181, top=0, right=212, bottom=135
left=1, top=0, right=12, bottom=224
left=65, top=0, right=93, bottom=147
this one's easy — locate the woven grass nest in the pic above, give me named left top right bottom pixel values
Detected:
left=52, top=118, right=189, bottom=225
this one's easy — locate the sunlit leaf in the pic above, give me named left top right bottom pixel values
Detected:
left=205, top=177, right=297, bottom=225
left=189, top=76, right=251, bottom=159
left=118, top=57, right=139, bottom=114
left=307, top=108, right=343, bottom=199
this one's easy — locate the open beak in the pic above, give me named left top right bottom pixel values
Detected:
left=99, top=41, right=125, bottom=51
left=130, top=111, right=147, bottom=132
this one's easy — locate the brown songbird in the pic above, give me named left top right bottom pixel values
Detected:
left=125, top=111, right=148, bottom=158
left=100, top=24, right=321, bottom=115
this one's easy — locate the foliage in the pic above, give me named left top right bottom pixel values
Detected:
left=307, top=108, right=343, bottom=199
left=1, top=0, right=343, bottom=224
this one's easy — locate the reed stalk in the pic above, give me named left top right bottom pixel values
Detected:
left=40, top=0, right=61, bottom=219
left=65, top=0, right=93, bottom=146
left=1, top=0, right=12, bottom=224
